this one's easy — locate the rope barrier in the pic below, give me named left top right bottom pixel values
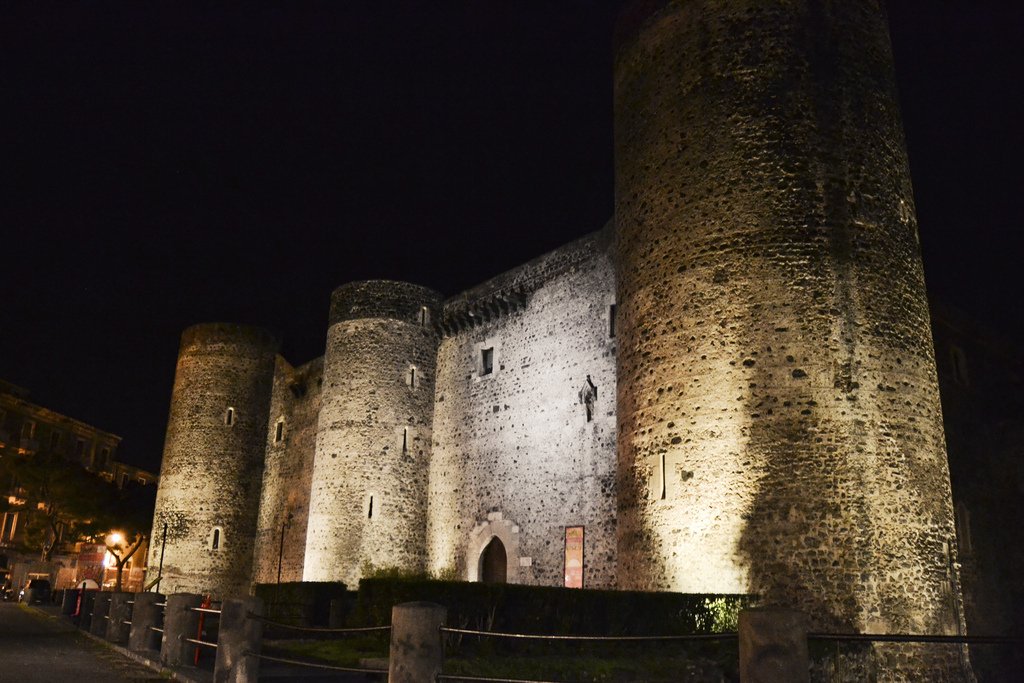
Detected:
left=185, top=637, right=218, bottom=649
left=251, top=651, right=387, bottom=675
left=808, top=633, right=1022, bottom=645
left=249, top=613, right=390, bottom=634
left=440, top=626, right=738, bottom=642
left=188, top=607, right=222, bottom=616
left=438, top=675, right=567, bottom=683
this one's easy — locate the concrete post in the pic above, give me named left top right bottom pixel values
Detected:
left=161, top=593, right=203, bottom=668
left=214, top=597, right=264, bottom=683
left=106, top=591, right=132, bottom=643
left=388, top=601, right=446, bottom=683
left=90, top=592, right=112, bottom=636
left=738, top=607, right=810, bottom=683
left=78, top=590, right=97, bottom=630
left=61, top=588, right=79, bottom=615
left=129, top=592, right=165, bottom=652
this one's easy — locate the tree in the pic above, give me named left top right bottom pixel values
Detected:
left=101, top=482, right=156, bottom=591
left=0, top=450, right=112, bottom=560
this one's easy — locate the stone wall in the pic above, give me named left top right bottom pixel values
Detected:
left=614, top=1, right=965, bottom=677
left=303, top=281, right=442, bottom=586
left=146, top=323, right=278, bottom=598
left=427, top=229, right=618, bottom=587
left=252, top=355, right=323, bottom=585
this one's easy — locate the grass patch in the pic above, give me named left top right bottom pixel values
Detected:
left=266, top=635, right=388, bottom=667
left=444, top=652, right=732, bottom=682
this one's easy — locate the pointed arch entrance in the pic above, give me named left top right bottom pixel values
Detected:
left=467, top=512, right=521, bottom=583
left=479, top=536, right=507, bottom=584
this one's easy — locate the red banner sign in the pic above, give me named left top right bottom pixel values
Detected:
left=564, top=526, right=584, bottom=589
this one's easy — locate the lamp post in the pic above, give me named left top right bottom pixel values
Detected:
left=276, top=512, right=293, bottom=586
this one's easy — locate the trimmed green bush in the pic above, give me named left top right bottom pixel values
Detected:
left=254, top=581, right=349, bottom=628
left=350, top=578, right=752, bottom=636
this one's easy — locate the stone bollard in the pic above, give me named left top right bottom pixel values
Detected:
left=388, top=601, right=446, bottom=683
left=161, top=593, right=203, bottom=668
left=90, top=592, right=112, bottom=636
left=61, top=588, right=79, bottom=616
left=214, top=597, right=264, bottom=683
left=106, top=591, right=133, bottom=643
left=78, top=590, right=97, bottom=631
left=129, top=592, right=165, bottom=652
left=738, top=607, right=810, bottom=683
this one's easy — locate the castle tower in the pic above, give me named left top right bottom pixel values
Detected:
left=303, top=281, right=442, bottom=586
left=614, top=0, right=966, bottom=674
left=146, top=323, right=278, bottom=598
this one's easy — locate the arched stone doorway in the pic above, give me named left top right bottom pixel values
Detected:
left=466, top=512, right=520, bottom=583
left=479, top=537, right=507, bottom=584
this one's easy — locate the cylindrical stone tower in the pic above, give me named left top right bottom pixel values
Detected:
left=303, top=281, right=442, bottom=586
left=146, top=323, right=278, bottom=598
left=614, top=1, right=966, bottom=676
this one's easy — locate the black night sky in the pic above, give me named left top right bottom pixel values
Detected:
left=3, top=2, right=1022, bottom=473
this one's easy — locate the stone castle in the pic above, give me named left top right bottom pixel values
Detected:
left=148, top=1, right=968, bottom=676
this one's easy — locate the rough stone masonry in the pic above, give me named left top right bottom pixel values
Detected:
left=148, top=2, right=968, bottom=679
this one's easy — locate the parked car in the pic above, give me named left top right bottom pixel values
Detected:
left=19, top=578, right=51, bottom=604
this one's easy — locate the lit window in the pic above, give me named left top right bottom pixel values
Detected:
left=1, top=512, right=18, bottom=541
left=481, top=348, right=494, bottom=376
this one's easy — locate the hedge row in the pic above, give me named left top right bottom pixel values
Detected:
left=253, top=581, right=349, bottom=628
left=350, top=578, right=752, bottom=637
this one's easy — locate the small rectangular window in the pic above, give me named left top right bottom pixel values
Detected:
left=50, top=432, right=61, bottom=450
left=402, top=428, right=408, bottom=454
left=120, top=473, right=129, bottom=488
left=409, top=366, right=417, bottom=388
left=225, top=407, right=235, bottom=426
left=367, top=495, right=374, bottom=520
left=609, top=304, right=617, bottom=338
left=99, top=447, right=110, bottom=466
left=275, top=420, right=284, bottom=443
left=419, top=306, right=430, bottom=325
left=481, top=348, right=494, bottom=375
left=2, top=512, right=18, bottom=541
left=75, top=439, right=86, bottom=457
left=21, top=420, right=36, bottom=439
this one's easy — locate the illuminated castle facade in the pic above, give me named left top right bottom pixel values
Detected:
left=148, top=2, right=970, bottom=678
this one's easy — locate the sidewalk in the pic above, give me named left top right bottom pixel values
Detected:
left=25, top=602, right=211, bottom=683
left=27, top=602, right=371, bottom=682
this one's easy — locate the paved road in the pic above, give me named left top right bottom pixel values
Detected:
left=0, top=601, right=163, bottom=682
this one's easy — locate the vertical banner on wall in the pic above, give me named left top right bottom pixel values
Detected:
left=564, top=526, right=584, bottom=588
